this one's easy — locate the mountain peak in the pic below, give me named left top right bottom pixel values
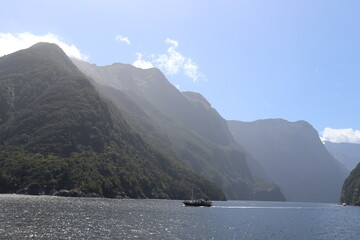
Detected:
left=27, top=42, right=69, bottom=61
left=0, top=42, right=81, bottom=77
left=31, top=41, right=63, bottom=50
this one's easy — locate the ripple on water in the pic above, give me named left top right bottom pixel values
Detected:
left=1, top=195, right=360, bottom=239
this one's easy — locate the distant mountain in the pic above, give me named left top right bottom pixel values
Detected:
left=340, top=163, right=360, bottom=206
left=0, top=43, right=225, bottom=200
left=228, top=119, right=348, bottom=203
left=73, top=59, right=285, bottom=201
left=324, top=141, right=360, bottom=172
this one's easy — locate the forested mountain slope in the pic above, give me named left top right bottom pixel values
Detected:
left=340, top=163, right=360, bottom=206
left=73, top=59, right=285, bottom=201
left=0, top=43, right=225, bottom=200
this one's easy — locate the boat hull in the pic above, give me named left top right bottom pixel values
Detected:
left=183, top=200, right=212, bottom=207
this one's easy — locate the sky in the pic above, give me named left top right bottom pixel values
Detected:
left=1, top=0, right=360, bottom=143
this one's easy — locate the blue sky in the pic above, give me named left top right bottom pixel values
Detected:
left=1, top=0, right=360, bottom=142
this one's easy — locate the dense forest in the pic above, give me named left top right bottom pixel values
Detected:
left=340, top=163, right=360, bottom=206
left=0, top=43, right=225, bottom=200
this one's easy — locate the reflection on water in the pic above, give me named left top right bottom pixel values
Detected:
left=0, top=194, right=359, bottom=239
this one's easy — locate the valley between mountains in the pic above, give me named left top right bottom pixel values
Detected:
left=0, top=43, right=358, bottom=205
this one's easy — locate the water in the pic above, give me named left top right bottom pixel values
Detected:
left=1, top=194, right=359, bottom=239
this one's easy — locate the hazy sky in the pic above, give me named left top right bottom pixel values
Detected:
left=1, top=0, right=360, bottom=142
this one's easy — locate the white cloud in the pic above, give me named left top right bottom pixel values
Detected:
left=0, top=32, right=88, bottom=60
left=319, top=136, right=327, bottom=144
left=132, top=38, right=205, bottom=82
left=183, top=58, right=204, bottom=82
left=321, top=128, right=360, bottom=143
left=156, top=38, right=186, bottom=75
left=132, top=52, right=154, bottom=69
left=115, top=34, right=131, bottom=45
left=165, top=38, right=179, bottom=48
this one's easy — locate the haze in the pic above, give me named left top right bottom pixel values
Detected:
left=1, top=0, right=360, bottom=142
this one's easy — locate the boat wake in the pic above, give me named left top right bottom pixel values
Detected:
left=212, top=206, right=315, bottom=209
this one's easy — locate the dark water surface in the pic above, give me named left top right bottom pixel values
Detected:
left=0, top=194, right=359, bottom=239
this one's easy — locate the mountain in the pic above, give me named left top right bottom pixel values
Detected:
left=340, top=163, right=360, bottom=206
left=73, top=59, right=285, bottom=201
left=74, top=61, right=232, bottom=145
left=0, top=43, right=226, bottom=200
left=228, top=119, right=348, bottom=203
left=324, top=141, right=360, bottom=172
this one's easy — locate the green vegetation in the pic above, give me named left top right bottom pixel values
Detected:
left=0, top=145, right=224, bottom=199
left=96, top=83, right=285, bottom=201
left=340, top=163, right=360, bottom=206
left=0, top=43, right=225, bottom=200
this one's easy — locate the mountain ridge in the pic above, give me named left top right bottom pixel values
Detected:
left=324, top=141, right=360, bottom=172
left=0, top=43, right=226, bottom=200
left=73, top=58, right=286, bottom=201
left=228, top=118, right=348, bottom=203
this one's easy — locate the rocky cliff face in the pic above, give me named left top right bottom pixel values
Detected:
left=228, top=119, right=348, bottom=203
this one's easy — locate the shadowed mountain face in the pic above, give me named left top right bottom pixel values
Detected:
left=73, top=61, right=233, bottom=146
left=340, top=162, right=360, bottom=206
left=0, top=43, right=226, bottom=200
left=324, top=141, right=360, bottom=172
left=73, top=59, right=286, bottom=201
left=228, top=119, right=348, bottom=203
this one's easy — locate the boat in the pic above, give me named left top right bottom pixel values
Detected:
left=183, top=199, right=212, bottom=207
left=183, top=188, right=212, bottom=207
left=342, top=202, right=347, bottom=206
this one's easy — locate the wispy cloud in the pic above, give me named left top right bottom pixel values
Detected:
left=132, top=52, right=154, bottom=69
left=165, top=38, right=179, bottom=48
left=0, top=32, right=88, bottom=60
left=156, top=38, right=186, bottom=75
left=115, top=34, right=131, bottom=45
left=183, top=58, right=204, bottom=82
left=321, top=128, right=360, bottom=143
left=132, top=38, right=205, bottom=82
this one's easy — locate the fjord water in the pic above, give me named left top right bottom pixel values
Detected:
left=1, top=195, right=359, bottom=239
